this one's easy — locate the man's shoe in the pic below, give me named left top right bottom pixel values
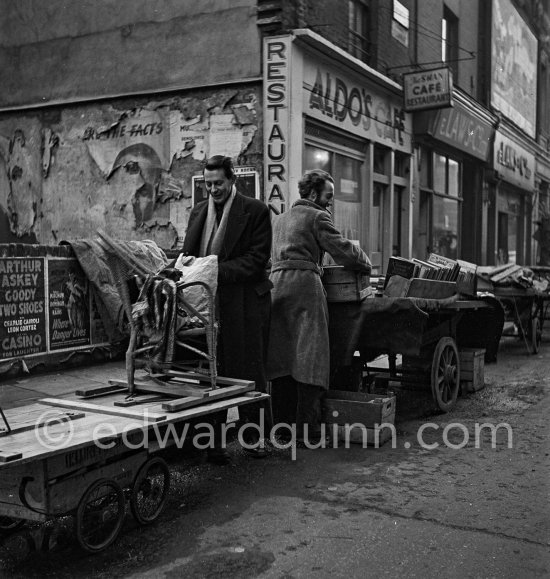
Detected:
left=207, top=448, right=231, bottom=465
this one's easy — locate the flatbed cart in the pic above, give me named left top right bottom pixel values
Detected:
left=329, top=296, right=504, bottom=412
left=0, top=387, right=269, bottom=553
left=491, top=285, right=548, bottom=355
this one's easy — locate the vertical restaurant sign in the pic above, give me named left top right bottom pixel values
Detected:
left=491, top=0, right=537, bottom=137
left=0, top=258, right=46, bottom=359
left=48, top=259, right=91, bottom=351
left=303, top=57, right=412, bottom=152
left=263, top=36, right=291, bottom=215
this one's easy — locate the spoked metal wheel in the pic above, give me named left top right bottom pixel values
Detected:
left=431, top=337, right=460, bottom=412
left=130, top=457, right=170, bottom=525
left=75, top=478, right=125, bottom=553
left=529, top=317, right=542, bottom=355
left=0, top=516, right=25, bottom=534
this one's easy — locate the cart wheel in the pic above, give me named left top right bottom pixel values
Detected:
left=130, top=457, right=170, bottom=525
left=530, top=317, right=542, bottom=354
left=0, top=516, right=25, bottom=534
left=75, top=478, right=125, bottom=553
left=431, top=337, right=460, bottom=412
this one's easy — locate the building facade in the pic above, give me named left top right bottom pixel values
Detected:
left=1, top=0, right=549, bottom=268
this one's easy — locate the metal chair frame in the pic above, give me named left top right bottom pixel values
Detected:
left=96, top=231, right=218, bottom=394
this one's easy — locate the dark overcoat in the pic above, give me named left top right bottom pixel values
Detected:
left=182, top=192, right=272, bottom=391
left=267, top=199, right=371, bottom=389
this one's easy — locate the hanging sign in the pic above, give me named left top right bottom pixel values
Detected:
left=403, top=67, right=453, bottom=112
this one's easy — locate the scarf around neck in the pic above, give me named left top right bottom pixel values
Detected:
left=199, top=185, right=237, bottom=257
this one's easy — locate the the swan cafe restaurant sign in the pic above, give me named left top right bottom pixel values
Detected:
left=402, top=67, right=453, bottom=111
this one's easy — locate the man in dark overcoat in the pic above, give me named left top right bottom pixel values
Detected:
left=182, top=155, right=272, bottom=461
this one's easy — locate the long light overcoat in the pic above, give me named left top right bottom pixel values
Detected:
left=267, top=199, right=371, bottom=389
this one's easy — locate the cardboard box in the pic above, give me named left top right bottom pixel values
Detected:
left=322, top=390, right=396, bottom=446
left=322, top=266, right=372, bottom=302
left=459, top=348, right=485, bottom=393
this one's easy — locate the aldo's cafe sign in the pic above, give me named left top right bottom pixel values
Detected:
left=303, top=58, right=412, bottom=153
left=493, top=131, right=535, bottom=190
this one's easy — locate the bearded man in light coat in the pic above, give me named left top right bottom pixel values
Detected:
left=267, top=169, right=371, bottom=442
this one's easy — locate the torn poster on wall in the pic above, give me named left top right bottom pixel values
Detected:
left=209, top=114, right=257, bottom=159
left=0, top=257, right=47, bottom=360
left=82, top=108, right=170, bottom=177
left=48, top=258, right=90, bottom=351
left=169, top=112, right=208, bottom=161
left=169, top=112, right=257, bottom=162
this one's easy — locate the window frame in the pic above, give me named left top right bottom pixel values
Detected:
left=348, top=0, right=371, bottom=63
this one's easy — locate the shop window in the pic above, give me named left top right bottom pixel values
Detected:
left=370, top=183, right=385, bottom=255
left=304, top=144, right=363, bottom=244
left=394, top=151, right=409, bottom=178
left=304, top=145, right=332, bottom=174
left=433, top=154, right=446, bottom=194
left=448, top=158, right=459, bottom=197
left=418, top=147, right=462, bottom=258
left=497, top=190, right=523, bottom=264
left=393, top=186, right=404, bottom=256
left=373, top=144, right=389, bottom=175
left=348, top=0, right=371, bottom=63
left=419, top=147, right=430, bottom=189
left=432, top=196, right=459, bottom=259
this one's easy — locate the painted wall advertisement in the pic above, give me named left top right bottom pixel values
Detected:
left=491, top=0, right=537, bottom=137
left=48, top=259, right=90, bottom=351
left=1, top=257, right=108, bottom=361
left=0, top=258, right=46, bottom=360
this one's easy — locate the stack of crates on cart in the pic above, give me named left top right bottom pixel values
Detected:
left=459, top=348, right=485, bottom=393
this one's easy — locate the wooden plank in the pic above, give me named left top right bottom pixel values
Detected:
left=0, top=411, right=85, bottom=438
left=490, top=264, right=522, bottom=283
left=0, top=451, right=23, bottom=462
left=0, top=393, right=269, bottom=468
left=160, top=396, right=204, bottom=412
left=108, top=378, right=208, bottom=399
left=113, top=395, right=166, bottom=407
left=75, top=384, right=127, bottom=398
left=162, top=370, right=255, bottom=389
left=162, top=383, right=255, bottom=412
left=38, top=398, right=167, bottom=422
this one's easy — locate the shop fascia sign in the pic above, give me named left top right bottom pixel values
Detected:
left=431, top=101, right=493, bottom=161
left=304, top=60, right=411, bottom=152
left=493, top=131, right=535, bottom=190
left=403, top=67, right=453, bottom=112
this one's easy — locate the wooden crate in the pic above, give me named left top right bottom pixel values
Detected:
left=322, top=390, right=396, bottom=446
left=405, top=278, right=457, bottom=299
left=322, top=266, right=372, bottom=302
left=459, top=348, right=485, bottom=393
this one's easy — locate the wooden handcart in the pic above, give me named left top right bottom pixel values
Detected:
left=0, top=388, right=268, bottom=553
left=0, top=232, right=270, bottom=554
left=491, top=286, right=547, bottom=355
left=329, top=296, right=504, bottom=413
